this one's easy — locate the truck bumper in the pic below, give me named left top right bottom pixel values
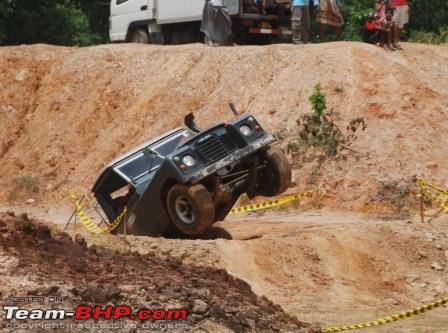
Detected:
left=189, top=134, right=276, bottom=183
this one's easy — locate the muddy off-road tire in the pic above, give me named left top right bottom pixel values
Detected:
left=257, top=147, right=292, bottom=197
left=167, top=184, right=215, bottom=236
left=128, top=29, right=150, bottom=44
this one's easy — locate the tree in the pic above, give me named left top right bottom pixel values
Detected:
left=0, top=0, right=16, bottom=44
left=3, top=0, right=105, bottom=46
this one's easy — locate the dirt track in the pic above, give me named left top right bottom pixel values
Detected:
left=1, top=42, right=448, bottom=332
left=64, top=209, right=448, bottom=333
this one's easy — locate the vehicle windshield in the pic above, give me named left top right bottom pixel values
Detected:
left=113, top=129, right=194, bottom=184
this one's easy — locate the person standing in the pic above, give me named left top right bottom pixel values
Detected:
left=391, top=0, right=408, bottom=43
left=291, top=0, right=319, bottom=44
left=316, top=0, right=343, bottom=42
left=201, top=0, right=233, bottom=46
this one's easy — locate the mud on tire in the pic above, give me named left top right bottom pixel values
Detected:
left=166, top=184, right=215, bottom=236
left=257, top=147, right=292, bottom=197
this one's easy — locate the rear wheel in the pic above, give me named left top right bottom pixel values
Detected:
left=166, top=184, right=215, bottom=236
left=257, top=147, right=291, bottom=197
left=128, top=28, right=150, bottom=44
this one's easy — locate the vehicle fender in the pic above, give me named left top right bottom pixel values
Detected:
left=127, top=159, right=188, bottom=236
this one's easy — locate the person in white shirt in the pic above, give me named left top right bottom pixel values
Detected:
left=201, top=0, right=233, bottom=45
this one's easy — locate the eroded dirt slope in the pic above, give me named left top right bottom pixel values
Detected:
left=0, top=42, right=447, bottom=212
left=0, top=212, right=318, bottom=332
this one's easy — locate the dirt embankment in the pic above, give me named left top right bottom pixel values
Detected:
left=0, top=42, right=447, bottom=213
left=0, top=212, right=318, bottom=332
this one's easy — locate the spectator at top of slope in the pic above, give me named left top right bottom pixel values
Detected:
left=201, top=0, right=233, bottom=46
left=291, top=0, right=320, bottom=45
left=390, top=0, right=409, bottom=42
left=375, top=0, right=386, bottom=19
left=316, top=0, right=343, bottom=42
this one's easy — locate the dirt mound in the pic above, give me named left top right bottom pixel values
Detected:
left=0, top=42, right=447, bottom=213
left=0, top=212, right=317, bottom=332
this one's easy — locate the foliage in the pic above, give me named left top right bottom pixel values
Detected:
left=12, top=175, right=40, bottom=193
left=409, top=27, right=448, bottom=45
left=315, top=0, right=448, bottom=43
left=0, top=0, right=447, bottom=46
left=0, top=0, right=16, bottom=44
left=1, top=0, right=107, bottom=46
left=288, top=84, right=366, bottom=158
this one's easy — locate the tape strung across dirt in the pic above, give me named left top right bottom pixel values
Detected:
left=323, top=297, right=448, bottom=332
left=229, top=189, right=322, bottom=215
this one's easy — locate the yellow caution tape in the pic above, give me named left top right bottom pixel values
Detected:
left=229, top=189, right=322, bottom=215
left=416, top=177, right=448, bottom=212
left=70, top=193, right=126, bottom=234
left=323, top=297, right=448, bottom=332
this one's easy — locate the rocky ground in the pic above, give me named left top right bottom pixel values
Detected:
left=0, top=212, right=318, bottom=333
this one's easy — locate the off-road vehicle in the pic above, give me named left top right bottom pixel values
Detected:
left=92, top=110, right=291, bottom=236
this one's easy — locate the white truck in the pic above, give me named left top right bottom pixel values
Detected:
left=109, top=0, right=291, bottom=44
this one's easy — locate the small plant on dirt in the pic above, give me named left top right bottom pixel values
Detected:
left=373, top=178, right=416, bottom=217
left=8, top=175, right=40, bottom=200
left=13, top=175, right=40, bottom=193
left=288, top=84, right=367, bottom=159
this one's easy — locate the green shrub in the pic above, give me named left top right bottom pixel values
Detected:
left=409, top=26, right=448, bottom=44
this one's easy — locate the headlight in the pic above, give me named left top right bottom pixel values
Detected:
left=182, top=155, right=196, bottom=167
left=240, top=125, right=253, bottom=136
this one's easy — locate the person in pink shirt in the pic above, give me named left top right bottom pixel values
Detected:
left=391, top=0, right=409, bottom=42
left=375, top=0, right=386, bottom=19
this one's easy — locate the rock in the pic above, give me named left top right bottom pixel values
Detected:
left=35, top=223, right=52, bottom=239
left=81, top=285, right=107, bottom=303
left=192, top=299, right=209, bottom=315
left=26, top=198, right=35, bottom=204
left=445, top=250, right=448, bottom=259
left=105, top=285, right=122, bottom=301
left=410, top=282, right=427, bottom=289
left=433, top=285, right=446, bottom=295
left=431, top=262, right=443, bottom=271
left=385, top=298, right=399, bottom=306
left=425, top=232, right=437, bottom=241
left=39, top=286, right=59, bottom=296
left=436, top=244, right=443, bottom=250
left=406, top=275, right=418, bottom=283
left=166, top=256, right=182, bottom=268
left=74, top=234, right=87, bottom=248
left=161, top=248, right=172, bottom=255
left=15, top=68, right=29, bottom=81
left=417, top=251, right=427, bottom=259
left=196, top=288, right=211, bottom=299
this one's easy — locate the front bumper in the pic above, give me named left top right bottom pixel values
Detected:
left=189, top=134, right=276, bottom=183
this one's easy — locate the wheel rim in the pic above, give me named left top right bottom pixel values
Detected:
left=174, top=194, right=197, bottom=225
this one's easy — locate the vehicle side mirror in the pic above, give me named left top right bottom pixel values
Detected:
left=184, top=113, right=201, bottom=133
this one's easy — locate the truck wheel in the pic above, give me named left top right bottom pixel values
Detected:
left=167, top=184, right=215, bottom=236
left=128, top=29, right=150, bottom=44
left=257, top=147, right=291, bottom=197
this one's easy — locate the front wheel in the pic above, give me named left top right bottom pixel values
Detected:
left=257, top=147, right=292, bottom=197
left=166, top=184, right=215, bottom=236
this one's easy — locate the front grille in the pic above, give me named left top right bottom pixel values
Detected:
left=197, top=135, right=229, bottom=163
